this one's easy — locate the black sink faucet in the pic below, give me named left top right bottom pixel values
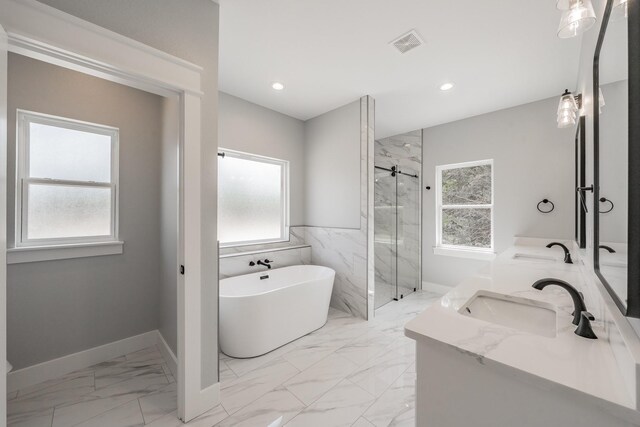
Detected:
left=546, top=242, right=573, bottom=264
left=533, top=278, right=597, bottom=339
left=257, top=259, right=272, bottom=269
left=599, top=245, right=616, bottom=253
left=532, top=278, right=587, bottom=326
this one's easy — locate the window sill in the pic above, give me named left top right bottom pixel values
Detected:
left=433, top=246, right=496, bottom=261
left=8, top=241, right=124, bottom=264
left=220, top=237, right=290, bottom=250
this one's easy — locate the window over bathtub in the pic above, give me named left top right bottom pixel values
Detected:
left=218, top=149, right=289, bottom=247
left=435, top=159, right=495, bottom=260
left=14, top=111, right=120, bottom=259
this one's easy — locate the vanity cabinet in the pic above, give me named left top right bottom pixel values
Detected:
left=415, top=341, right=636, bottom=427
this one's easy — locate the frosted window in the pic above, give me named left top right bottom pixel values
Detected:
left=29, top=123, right=112, bottom=182
left=17, top=111, right=119, bottom=246
left=437, top=160, right=493, bottom=251
left=27, top=184, right=112, bottom=240
left=218, top=152, right=287, bottom=245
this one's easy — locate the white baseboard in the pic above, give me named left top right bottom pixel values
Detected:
left=156, top=330, right=177, bottom=379
left=8, top=330, right=159, bottom=392
left=422, top=281, right=453, bottom=295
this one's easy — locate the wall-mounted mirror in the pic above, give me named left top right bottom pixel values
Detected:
left=594, top=0, right=638, bottom=316
left=575, top=116, right=586, bottom=249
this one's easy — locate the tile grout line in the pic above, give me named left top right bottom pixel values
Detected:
left=138, top=397, right=147, bottom=425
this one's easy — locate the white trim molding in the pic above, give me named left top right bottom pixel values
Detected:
left=15, top=110, right=121, bottom=249
left=7, top=330, right=159, bottom=392
left=7, top=241, right=124, bottom=264
left=156, top=331, right=177, bottom=379
left=1, top=0, right=202, bottom=97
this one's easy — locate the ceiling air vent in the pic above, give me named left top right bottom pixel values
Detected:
left=390, top=30, right=424, bottom=54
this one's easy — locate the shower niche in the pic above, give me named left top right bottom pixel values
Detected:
left=374, top=130, right=422, bottom=309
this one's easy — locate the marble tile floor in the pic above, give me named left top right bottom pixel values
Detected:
left=8, top=290, right=442, bottom=427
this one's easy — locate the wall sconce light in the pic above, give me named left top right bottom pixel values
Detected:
left=556, top=0, right=597, bottom=39
left=557, top=89, right=581, bottom=128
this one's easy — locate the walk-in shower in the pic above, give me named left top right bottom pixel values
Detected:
left=374, top=130, right=422, bottom=309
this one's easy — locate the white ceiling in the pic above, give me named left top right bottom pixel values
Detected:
left=218, top=0, right=583, bottom=138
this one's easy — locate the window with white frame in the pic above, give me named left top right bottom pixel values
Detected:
left=16, top=111, right=119, bottom=247
left=218, top=149, right=289, bottom=247
left=436, top=159, right=493, bottom=252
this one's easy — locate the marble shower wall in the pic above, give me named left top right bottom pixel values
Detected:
left=374, top=130, right=422, bottom=306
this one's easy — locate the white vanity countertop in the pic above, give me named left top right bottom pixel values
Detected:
left=405, top=243, right=639, bottom=421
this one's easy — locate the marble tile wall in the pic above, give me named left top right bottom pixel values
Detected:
left=374, top=130, right=422, bottom=308
left=302, top=227, right=368, bottom=318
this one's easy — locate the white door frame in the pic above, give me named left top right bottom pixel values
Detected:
left=0, top=0, right=219, bottom=422
left=0, top=21, right=8, bottom=425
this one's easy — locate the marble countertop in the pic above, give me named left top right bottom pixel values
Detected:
left=405, top=241, right=640, bottom=421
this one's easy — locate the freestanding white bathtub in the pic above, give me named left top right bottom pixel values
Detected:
left=220, top=265, right=335, bottom=358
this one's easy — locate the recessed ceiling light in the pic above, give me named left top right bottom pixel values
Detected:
left=440, top=82, right=455, bottom=91
left=272, top=82, right=285, bottom=91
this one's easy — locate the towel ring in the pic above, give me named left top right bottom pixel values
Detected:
left=599, top=197, right=614, bottom=213
left=537, top=199, right=554, bottom=214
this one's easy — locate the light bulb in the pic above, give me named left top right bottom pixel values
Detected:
left=558, top=115, right=577, bottom=128
left=557, top=91, right=578, bottom=113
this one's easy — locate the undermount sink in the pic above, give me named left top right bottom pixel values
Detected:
left=512, top=253, right=558, bottom=263
left=459, top=291, right=557, bottom=338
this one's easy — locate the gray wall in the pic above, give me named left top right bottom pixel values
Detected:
left=7, top=53, right=163, bottom=369
left=20, top=1, right=220, bottom=384
left=304, top=100, right=361, bottom=228
left=422, top=96, right=575, bottom=287
left=219, top=92, right=306, bottom=226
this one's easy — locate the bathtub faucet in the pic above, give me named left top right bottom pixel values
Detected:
left=257, top=259, right=272, bottom=269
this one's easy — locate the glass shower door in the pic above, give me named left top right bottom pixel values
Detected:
left=374, top=164, right=420, bottom=309
left=396, top=171, right=420, bottom=297
left=374, top=167, right=397, bottom=309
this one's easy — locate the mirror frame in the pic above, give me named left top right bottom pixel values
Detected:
left=575, top=116, right=586, bottom=249
left=593, top=0, right=640, bottom=317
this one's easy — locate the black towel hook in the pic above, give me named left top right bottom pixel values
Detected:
left=537, top=199, right=555, bottom=214
left=599, top=197, right=614, bottom=213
